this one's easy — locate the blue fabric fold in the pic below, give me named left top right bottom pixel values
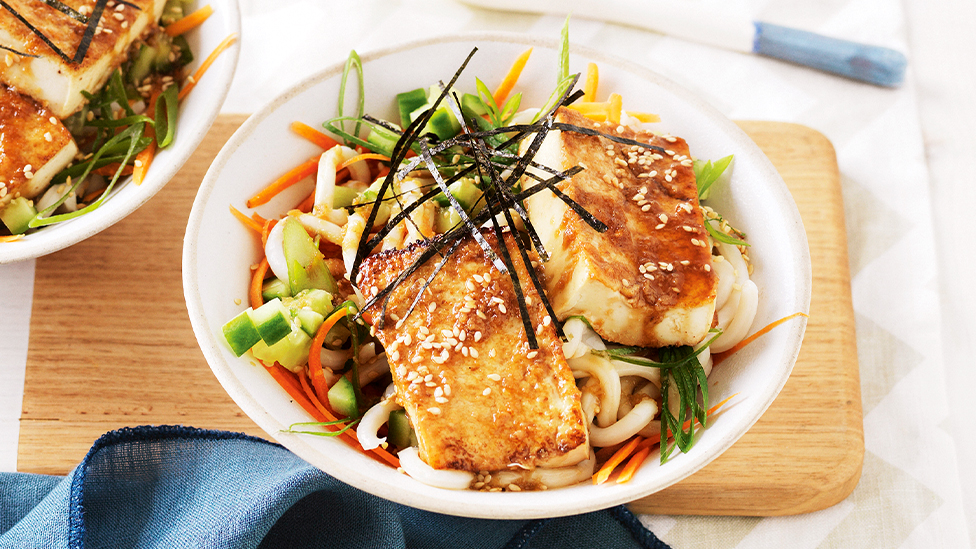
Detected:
left=0, top=425, right=670, bottom=549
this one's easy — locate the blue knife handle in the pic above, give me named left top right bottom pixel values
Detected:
left=753, top=21, right=907, bottom=87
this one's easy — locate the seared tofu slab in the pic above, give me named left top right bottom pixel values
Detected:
left=0, top=85, right=77, bottom=208
left=523, top=107, right=717, bottom=348
left=0, top=0, right=165, bottom=118
left=358, top=232, right=589, bottom=472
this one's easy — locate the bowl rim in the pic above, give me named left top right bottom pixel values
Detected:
left=0, top=0, right=242, bottom=264
left=183, top=31, right=811, bottom=519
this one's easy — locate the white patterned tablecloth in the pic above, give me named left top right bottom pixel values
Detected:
left=2, top=0, right=973, bottom=547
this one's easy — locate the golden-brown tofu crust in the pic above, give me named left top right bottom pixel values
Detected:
left=0, top=0, right=160, bottom=116
left=0, top=84, right=75, bottom=207
left=357, top=232, right=588, bottom=472
left=533, top=108, right=718, bottom=346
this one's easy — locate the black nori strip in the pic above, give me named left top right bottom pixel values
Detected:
left=40, top=0, right=88, bottom=23
left=72, top=0, right=108, bottom=64
left=0, top=45, right=38, bottom=58
left=350, top=47, right=479, bottom=282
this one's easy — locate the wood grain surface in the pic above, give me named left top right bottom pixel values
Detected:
left=19, top=116, right=862, bottom=516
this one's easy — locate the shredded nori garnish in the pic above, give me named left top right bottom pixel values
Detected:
left=349, top=48, right=668, bottom=349
left=0, top=44, right=38, bottom=58
left=40, top=0, right=89, bottom=23
left=0, top=0, right=109, bottom=64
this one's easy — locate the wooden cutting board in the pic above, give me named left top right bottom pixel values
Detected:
left=19, top=116, right=862, bottom=516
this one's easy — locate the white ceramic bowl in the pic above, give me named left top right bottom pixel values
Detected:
left=0, top=0, right=241, bottom=264
left=184, top=33, right=811, bottom=519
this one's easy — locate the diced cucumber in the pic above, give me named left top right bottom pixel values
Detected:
left=435, top=207, right=461, bottom=233
left=153, top=34, right=175, bottom=73
left=284, top=288, right=334, bottom=317
left=262, top=278, right=291, bottom=301
left=433, top=178, right=482, bottom=210
left=129, top=44, right=157, bottom=86
left=159, top=0, right=185, bottom=25
left=281, top=216, right=338, bottom=295
left=0, top=197, right=37, bottom=234
left=387, top=409, right=413, bottom=449
left=250, top=328, right=312, bottom=371
left=331, top=186, right=359, bottom=209
left=410, top=106, right=460, bottom=141
left=328, top=376, right=358, bottom=418
left=222, top=309, right=261, bottom=357
left=247, top=298, right=293, bottom=346
left=366, top=124, right=401, bottom=157
left=396, top=87, right=428, bottom=127
left=296, top=309, right=325, bottom=338
left=460, top=93, right=488, bottom=116
left=171, top=35, right=193, bottom=68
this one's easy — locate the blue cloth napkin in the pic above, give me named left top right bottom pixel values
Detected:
left=0, top=426, right=671, bottom=549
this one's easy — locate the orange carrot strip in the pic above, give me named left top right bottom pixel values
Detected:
left=607, top=93, right=623, bottom=125
left=626, top=111, right=661, bottom=123
left=583, top=62, right=599, bottom=102
left=246, top=156, right=319, bottom=208
left=309, top=307, right=352, bottom=400
left=295, top=190, right=316, bottom=213
left=82, top=188, right=107, bottom=203
left=299, top=368, right=339, bottom=420
left=251, top=212, right=269, bottom=226
left=592, top=436, right=644, bottom=485
left=291, top=121, right=340, bottom=150
left=493, top=47, right=532, bottom=105
left=230, top=205, right=263, bottom=233
left=178, top=33, right=237, bottom=101
left=713, top=312, right=809, bottom=366
left=0, top=234, right=24, bottom=243
left=93, top=163, right=134, bottom=176
left=339, top=153, right=391, bottom=171
left=133, top=90, right=160, bottom=185
left=249, top=257, right=269, bottom=309
left=164, top=4, right=214, bottom=36
left=615, top=446, right=651, bottom=484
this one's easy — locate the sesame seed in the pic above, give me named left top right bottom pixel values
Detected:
left=487, top=373, right=501, bottom=381
left=658, top=214, right=668, bottom=223
left=483, top=388, right=491, bottom=396
left=419, top=326, right=429, bottom=336
left=655, top=223, right=665, bottom=230
left=112, top=12, right=124, bottom=20
left=466, top=280, right=475, bottom=291
left=665, top=149, right=675, bottom=156
left=543, top=316, right=551, bottom=326
left=508, top=484, right=521, bottom=492
left=644, top=274, right=654, bottom=280
left=444, top=385, right=451, bottom=396
left=44, top=132, right=52, bottom=142
left=476, top=310, right=487, bottom=319
left=461, top=347, right=469, bottom=357
left=498, top=304, right=507, bottom=314
left=390, top=350, right=400, bottom=361
left=473, top=274, right=484, bottom=283
left=435, top=396, right=448, bottom=404
left=407, top=371, right=418, bottom=381
left=641, top=204, right=651, bottom=212
left=428, top=407, right=441, bottom=415
left=411, top=355, right=422, bottom=363
left=428, top=303, right=437, bottom=312
left=489, top=349, right=496, bottom=358
left=114, top=3, right=124, bottom=10
left=526, top=351, right=539, bottom=359
left=49, top=116, right=57, bottom=124
left=470, top=348, right=479, bottom=358
left=704, top=264, right=712, bottom=272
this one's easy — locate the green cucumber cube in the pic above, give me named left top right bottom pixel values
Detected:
left=387, top=409, right=412, bottom=449
left=0, top=197, right=37, bottom=234
left=248, top=298, right=293, bottom=346
left=396, top=87, right=428, bottom=127
left=281, top=217, right=338, bottom=295
left=222, top=309, right=261, bottom=357
left=328, top=376, right=358, bottom=418
left=250, top=327, right=312, bottom=371
left=296, top=309, right=325, bottom=338
left=262, top=278, right=292, bottom=301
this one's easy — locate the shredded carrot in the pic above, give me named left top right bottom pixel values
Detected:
left=165, top=4, right=214, bottom=37
left=713, top=312, right=809, bottom=366
left=492, top=47, right=532, bottom=105
left=251, top=212, right=269, bottom=226
left=178, top=33, right=237, bottom=101
left=246, top=156, right=319, bottom=208
left=583, top=62, right=599, bottom=102
left=0, top=234, right=24, bottom=243
left=607, top=93, right=623, bottom=125
left=82, top=188, right=107, bottom=203
left=309, top=307, right=351, bottom=401
left=299, top=369, right=338, bottom=421
left=291, top=121, right=340, bottom=150
left=249, top=257, right=269, bottom=309
left=295, top=190, right=316, bottom=213
left=339, top=153, right=390, bottom=171
left=615, top=446, right=651, bottom=484
left=133, top=90, right=159, bottom=185
left=260, top=219, right=277, bottom=247
left=593, top=436, right=644, bottom=485
left=93, top=163, right=134, bottom=177
left=230, top=204, right=263, bottom=233
left=627, top=111, right=661, bottom=123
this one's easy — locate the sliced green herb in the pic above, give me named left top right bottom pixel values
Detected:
left=282, top=418, right=361, bottom=436
left=694, top=154, right=733, bottom=200
left=337, top=50, right=365, bottom=141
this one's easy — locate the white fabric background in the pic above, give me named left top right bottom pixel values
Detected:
left=1, top=0, right=973, bottom=546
